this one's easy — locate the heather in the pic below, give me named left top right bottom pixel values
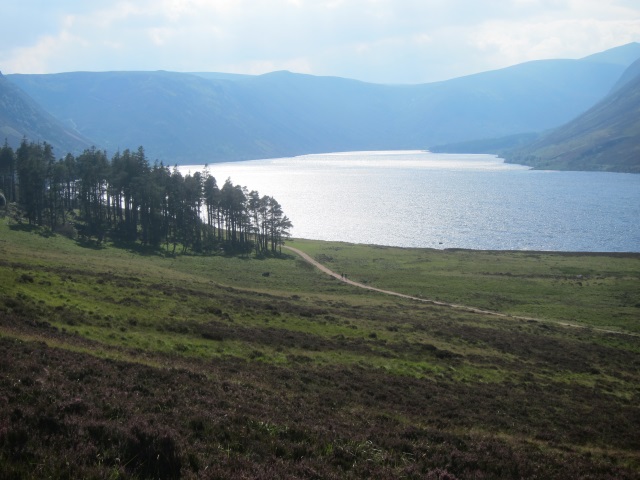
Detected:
left=0, top=220, right=639, bottom=479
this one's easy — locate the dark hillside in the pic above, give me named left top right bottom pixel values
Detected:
left=0, top=72, right=92, bottom=154
left=505, top=58, right=640, bottom=172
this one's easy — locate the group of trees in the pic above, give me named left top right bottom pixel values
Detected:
left=0, top=139, right=292, bottom=255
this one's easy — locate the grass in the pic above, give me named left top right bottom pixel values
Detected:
left=290, top=238, right=640, bottom=333
left=0, top=218, right=639, bottom=479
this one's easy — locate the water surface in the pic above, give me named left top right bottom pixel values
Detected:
left=179, top=151, right=640, bottom=252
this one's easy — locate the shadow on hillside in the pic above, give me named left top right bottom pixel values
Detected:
left=8, top=223, right=56, bottom=238
left=110, top=239, right=164, bottom=256
left=75, top=238, right=107, bottom=250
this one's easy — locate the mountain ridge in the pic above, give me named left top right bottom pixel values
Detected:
left=503, top=57, right=640, bottom=173
left=0, top=72, right=93, bottom=154
left=3, top=42, right=640, bottom=167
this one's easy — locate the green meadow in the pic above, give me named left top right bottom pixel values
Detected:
left=293, top=239, right=640, bottom=333
left=1, top=219, right=639, bottom=479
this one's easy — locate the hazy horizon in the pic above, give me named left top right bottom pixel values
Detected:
left=2, top=1, right=639, bottom=84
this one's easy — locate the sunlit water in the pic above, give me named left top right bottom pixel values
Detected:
left=179, top=151, right=640, bottom=252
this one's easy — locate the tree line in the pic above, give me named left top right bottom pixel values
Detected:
left=0, top=139, right=292, bottom=255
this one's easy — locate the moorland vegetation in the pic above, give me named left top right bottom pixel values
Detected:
left=0, top=208, right=639, bottom=478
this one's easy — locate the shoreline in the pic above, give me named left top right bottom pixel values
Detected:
left=289, top=238, right=640, bottom=256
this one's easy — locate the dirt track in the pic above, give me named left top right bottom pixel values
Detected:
left=283, top=245, right=638, bottom=337
left=284, top=245, right=494, bottom=312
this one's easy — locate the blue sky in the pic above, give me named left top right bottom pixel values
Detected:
left=1, top=0, right=639, bottom=84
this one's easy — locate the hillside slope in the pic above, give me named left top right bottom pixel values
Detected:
left=0, top=221, right=639, bottom=478
left=6, top=43, right=640, bottom=164
left=0, top=72, right=92, bottom=154
left=505, top=58, right=640, bottom=173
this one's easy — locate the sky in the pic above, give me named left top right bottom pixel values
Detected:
left=1, top=0, right=639, bottom=84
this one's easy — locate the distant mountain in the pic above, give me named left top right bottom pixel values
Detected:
left=430, top=132, right=541, bottom=155
left=580, top=42, right=640, bottom=67
left=504, top=58, right=640, bottom=173
left=6, top=43, right=640, bottom=164
left=612, top=56, right=640, bottom=91
left=189, top=72, right=253, bottom=81
left=0, top=72, right=93, bottom=154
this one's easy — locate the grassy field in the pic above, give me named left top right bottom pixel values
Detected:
left=1, top=219, right=639, bottom=479
left=292, top=239, right=640, bottom=333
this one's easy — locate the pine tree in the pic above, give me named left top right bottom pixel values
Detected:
left=76, top=147, right=110, bottom=242
left=0, top=139, right=16, bottom=202
left=16, top=140, right=47, bottom=225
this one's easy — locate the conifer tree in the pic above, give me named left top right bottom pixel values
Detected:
left=0, top=139, right=16, bottom=202
left=12, top=140, right=292, bottom=256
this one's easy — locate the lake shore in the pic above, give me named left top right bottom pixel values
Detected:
left=183, top=151, right=640, bottom=252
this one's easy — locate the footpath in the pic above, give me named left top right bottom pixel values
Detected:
left=283, top=245, right=638, bottom=338
left=284, top=245, right=504, bottom=315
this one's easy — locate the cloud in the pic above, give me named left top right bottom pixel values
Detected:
left=0, top=0, right=638, bottom=82
left=1, top=16, right=91, bottom=74
left=471, top=1, right=640, bottom=71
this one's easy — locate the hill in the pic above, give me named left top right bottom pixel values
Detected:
left=0, top=218, right=639, bottom=478
left=504, top=58, right=640, bottom=173
left=6, top=43, right=640, bottom=164
left=0, top=72, right=93, bottom=154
